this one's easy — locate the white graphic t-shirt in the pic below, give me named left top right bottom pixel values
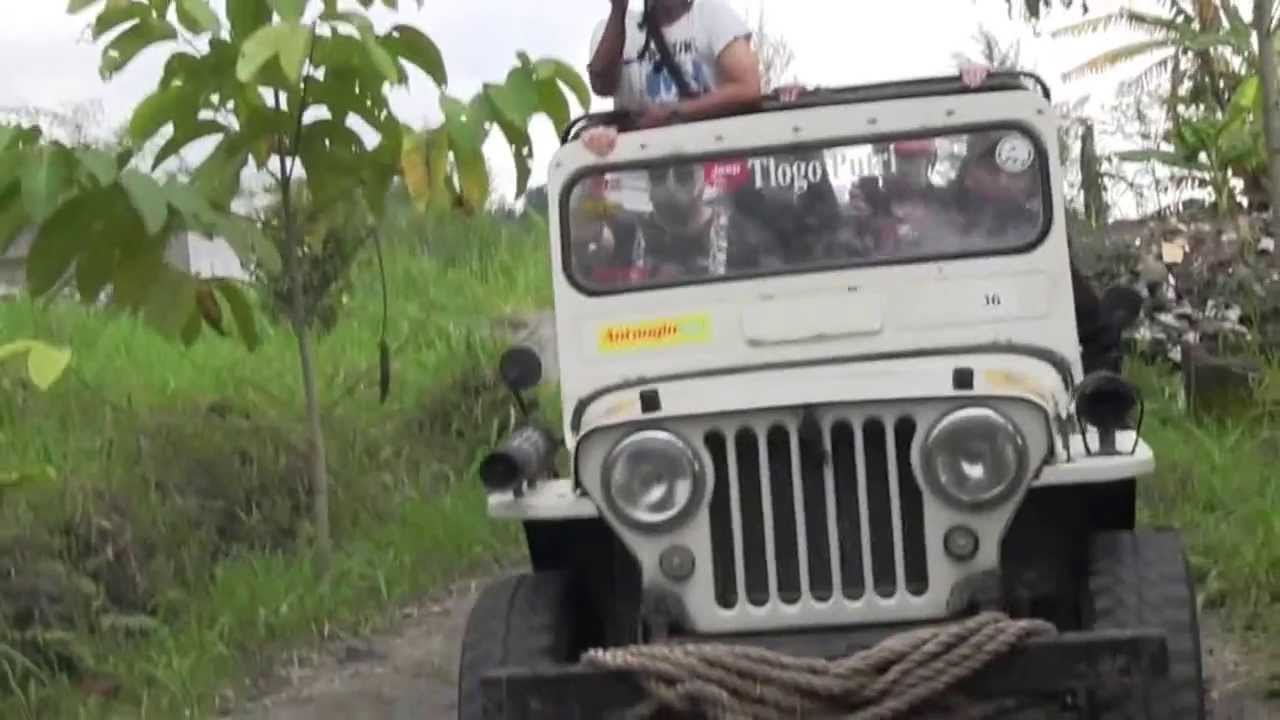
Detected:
left=588, top=0, right=752, bottom=112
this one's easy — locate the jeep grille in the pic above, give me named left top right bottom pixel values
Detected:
left=705, top=414, right=929, bottom=610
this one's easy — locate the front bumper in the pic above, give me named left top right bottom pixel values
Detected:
left=480, top=626, right=1168, bottom=719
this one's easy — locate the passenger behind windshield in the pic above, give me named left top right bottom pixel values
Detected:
left=847, top=131, right=1043, bottom=259
left=566, top=128, right=1047, bottom=292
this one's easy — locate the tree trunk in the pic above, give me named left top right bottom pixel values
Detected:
left=294, top=311, right=331, bottom=566
left=1081, top=121, right=1108, bottom=228
left=1255, top=0, right=1280, bottom=233
left=280, top=182, right=332, bottom=568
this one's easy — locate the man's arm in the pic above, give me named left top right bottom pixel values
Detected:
left=672, top=37, right=761, bottom=121
left=588, top=2, right=631, bottom=97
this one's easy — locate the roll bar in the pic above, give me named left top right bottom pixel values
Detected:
left=559, top=71, right=1053, bottom=145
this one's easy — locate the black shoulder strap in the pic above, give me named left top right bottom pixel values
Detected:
left=641, top=2, right=699, bottom=100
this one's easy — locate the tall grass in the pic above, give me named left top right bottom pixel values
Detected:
left=0, top=206, right=554, bottom=718
left=1129, top=361, right=1280, bottom=650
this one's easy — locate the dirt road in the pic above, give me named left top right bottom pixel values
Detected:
left=233, top=575, right=489, bottom=720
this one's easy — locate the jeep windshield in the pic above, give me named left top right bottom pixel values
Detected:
left=564, top=126, right=1049, bottom=293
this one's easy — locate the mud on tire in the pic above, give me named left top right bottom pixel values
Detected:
left=456, top=571, right=577, bottom=720
left=1085, top=530, right=1206, bottom=719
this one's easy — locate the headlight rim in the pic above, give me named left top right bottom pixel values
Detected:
left=921, top=404, right=1029, bottom=510
left=600, top=427, right=706, bottom=532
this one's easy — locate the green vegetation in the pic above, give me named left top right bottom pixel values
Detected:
left=1131, top=360, right=1280, bottom=656
left=0, top=205, right=552, bottom=719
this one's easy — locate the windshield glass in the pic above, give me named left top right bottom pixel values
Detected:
left=563, top=127, right=1047, bottom=293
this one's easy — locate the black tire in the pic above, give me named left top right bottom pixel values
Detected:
left=457, top=571, right=578, bottom=720
left=1084, top=530, right=1206, bottom=719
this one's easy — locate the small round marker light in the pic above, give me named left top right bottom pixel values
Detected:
left=944, top=526, right=980, bottom=562
left=659, top=545, right=696, bottom=582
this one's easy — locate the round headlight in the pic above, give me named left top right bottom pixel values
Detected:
left=601, top=429, right=704, bottom=531
left=922, top=406, right=1027, bottom=508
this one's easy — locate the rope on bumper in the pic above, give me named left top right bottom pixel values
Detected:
left=580, top=611, right=1057, bottom=719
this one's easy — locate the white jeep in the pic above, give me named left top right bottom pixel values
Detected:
left=457, top=72, right=1204, bottom=719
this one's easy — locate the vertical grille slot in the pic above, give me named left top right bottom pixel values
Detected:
left=798, top=416, right=833, bottom=602
left=830, top=420, right=865, bottom=601
left=706, top=431, right=737, bottom=609
left=734, top=429, right=770, bottom=607
left=895, top=418, right=929, bottom=596
left=766, top=426, right=802, bottom=604
left=864, top=419, right=898, bottom=598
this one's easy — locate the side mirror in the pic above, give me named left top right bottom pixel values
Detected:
left=1073, top=371, right=1144, bottom=456
left=498, top=345, right=542, bottom=418
left=1099, top=286, right=1144, bottom=332
left=499, top=345, right=542, bottom=393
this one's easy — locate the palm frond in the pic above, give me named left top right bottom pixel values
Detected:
left=1061, top=40, right=1178, bottom=81
left=1116, top=55, right=1178, bottom=95
left=1050, top=9, right=1183, bottom=40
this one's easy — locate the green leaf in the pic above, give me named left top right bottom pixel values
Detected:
left=321, top=10, right=374, bottom=37
left=268, top=0, right=305, bottom=22
left=74, top=148, right=118, bottom=186
left=21, top=144, right=73, bottom=223
left=214, top=214, right=280, bottom=274
left=0, top=127, right=16, bottom=154
left=214, top=280, right=260, bottom=350
left=153, top=120, right=227, bottom=170
left=176, top=0, right=220, bottom=34
left=128, top=86, right=193, bottom=145
left=91, top=2, right=151, bottom=40
left=0, top=189, right=27, bottom=256
left=441, top=95, right=489, bottom=213
left=0, top=150, right=23, bottom=195
left=504, top=65, right=540, bottom=118
left=119, top=170, right=169, bottom=236
left=363, top=36, right=401, bottom=84
left=484, top=84, right=531, bottom=145
left=158, top=178, right=218, bottom=227
left=533, top=58, right=591, bottom=112
left=77, top=228, right=119, bottom=302
left=227, top=0, right=272, bottom=40
left=535, top=77, right=571, bottom=136
left=0, top=341, right=72, bottom=390
left=382, top=24, right=447, bottom=87
left=142, top=267, right=198, bottom=336
left=26, top=343, right=72, bottom=390
left=67, top=0, right=100, bottom=12
left=237, top=24, right=285, bottom=83
left=400, top=129, right=429, bottom=210
left=100, top=15, right=177, bottom=79
left=277, top=22, right=314, bottom=85
left=1228, top=75, right=1259, bottom=122
left=191, top=136, right=250, bottom=211
left=180, top=302, right=203, bottom=345
left=26, top=193, right=93, bottom=296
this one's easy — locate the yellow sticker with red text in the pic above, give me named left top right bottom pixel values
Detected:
left=598, top=314, right=712, bottom=354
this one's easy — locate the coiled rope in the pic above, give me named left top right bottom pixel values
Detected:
left=581, top=611, right=1057, bottom=719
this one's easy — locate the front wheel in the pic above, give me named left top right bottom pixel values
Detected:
left=456, top=571, right=578, bottom=720
left=1084, top=530, right=1206, bottom=719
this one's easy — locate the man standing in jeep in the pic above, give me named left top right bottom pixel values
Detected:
left=582, top=0, right=762, bottom=155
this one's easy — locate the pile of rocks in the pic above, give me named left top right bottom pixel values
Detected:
left=1073, top=212, right=1280, bottom=366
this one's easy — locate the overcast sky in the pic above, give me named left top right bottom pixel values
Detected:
left=0, top=0, right=1185, bottom=203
